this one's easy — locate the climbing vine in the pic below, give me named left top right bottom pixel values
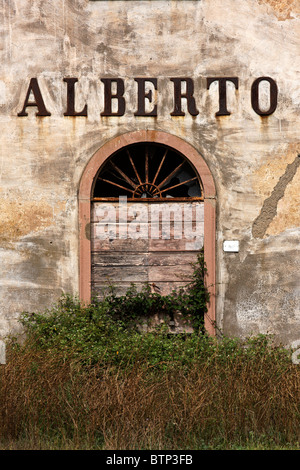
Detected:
left=101, top=249, right=210, bottom=331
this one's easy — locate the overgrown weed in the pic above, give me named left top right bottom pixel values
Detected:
left=0, top=303, right=299, bottom=450
left=0, top=253, right=299, bottom=450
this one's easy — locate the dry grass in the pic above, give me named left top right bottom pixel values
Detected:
left=0, top=341, right=299, bottom=450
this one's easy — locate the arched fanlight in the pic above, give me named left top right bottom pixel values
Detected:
left=93, top=142, right=203, bottom=200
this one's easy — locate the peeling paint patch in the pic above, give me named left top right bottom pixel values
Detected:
left=85, top=222, right=91, bottom=241
left=0, top=199, right=66, bottom=243
left=258, top=0, right=300, bottom=21
left=267, top=162, right=300, bottom=237
left=252, top=153, right=300, bottom=238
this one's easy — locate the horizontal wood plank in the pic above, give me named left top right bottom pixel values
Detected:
left=92, top=201, right=204, bottom=223
left=92, top=238, right=149, bottom=252
left=92, top=251, right=198, bottom=267
left=148, top=252, right=198, bottom=266
left=92, top=252, right=148, bottom=266
left=91, top=281, right=189, bottom=297
left=149, top=238, right=203, bottom=251
left=92, top=265, right=148, bottom=283
left=91, top=221, right=203, bottom=240
left=148, top=264, right=194, bottom=282
left=92, top=237, right=203, bottom=252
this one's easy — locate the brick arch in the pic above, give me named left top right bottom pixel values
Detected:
left=79, top=130, right=216, bottom=335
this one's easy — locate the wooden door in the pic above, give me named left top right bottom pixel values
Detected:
left=91, top=200, right=204, bottom=297
left=90, top=142, right=204, bottom=332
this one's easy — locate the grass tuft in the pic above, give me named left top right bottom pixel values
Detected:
left=0, top=295, right=299, bottom=450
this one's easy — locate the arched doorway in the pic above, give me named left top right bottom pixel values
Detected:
left=79, top=130, right=216, bottom=335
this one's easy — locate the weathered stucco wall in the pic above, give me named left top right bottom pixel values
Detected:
left=0, top=0, right=299, bottom=344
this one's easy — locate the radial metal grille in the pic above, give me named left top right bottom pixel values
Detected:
left=92, top=142, right=203, bottom=201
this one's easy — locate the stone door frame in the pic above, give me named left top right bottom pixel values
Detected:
left=79, top=130, right=216, bottom=335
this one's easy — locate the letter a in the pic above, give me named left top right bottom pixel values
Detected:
left=18, top=78, right=51, bottom=116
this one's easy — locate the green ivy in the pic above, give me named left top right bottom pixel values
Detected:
left=17, top=250, right=210, bottom=367
left=98, top=249, right=210, bottom=331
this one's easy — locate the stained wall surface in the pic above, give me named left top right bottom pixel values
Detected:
left=0, top=0, right=299, bottom=344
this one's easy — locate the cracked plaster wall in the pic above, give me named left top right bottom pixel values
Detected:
left=0, top=0, right=299, bottom=344
left=252, top=152, right=300, bottom=238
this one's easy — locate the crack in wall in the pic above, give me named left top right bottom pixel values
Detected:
left=252, top=154, right=300, bottom=238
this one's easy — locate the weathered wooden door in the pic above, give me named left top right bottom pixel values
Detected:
left=91, top=143, right=204, bottom=300
left=91, top=200, right=204, bottom=296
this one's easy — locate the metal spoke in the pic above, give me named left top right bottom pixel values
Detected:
left=152, top=149, right=167, bottom=185
left=145, top=146, right=149, bottom=193
left=127, top=149, right=142, bottom=185
left=157, top=160, right=186, bottom=189
left=109, top=161, right=137, bottom=189
left=145, top=147, right=149, bottom=184
left=158, top=177, right=198, bottom=194
left=106, top=169, right=130, bottom=185
left=98, top=177, right=134, bottom=194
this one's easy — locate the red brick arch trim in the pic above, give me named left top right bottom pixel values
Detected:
left=79, top=130, right=216, bottom=335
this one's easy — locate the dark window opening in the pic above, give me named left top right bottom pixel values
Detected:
left=92, top=142, right=203, bottom=201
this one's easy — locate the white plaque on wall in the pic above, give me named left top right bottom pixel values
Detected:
left=223, top=240, right=239, bottom=252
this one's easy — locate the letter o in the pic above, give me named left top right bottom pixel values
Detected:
left=251, top=77, right=278, bottom=116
